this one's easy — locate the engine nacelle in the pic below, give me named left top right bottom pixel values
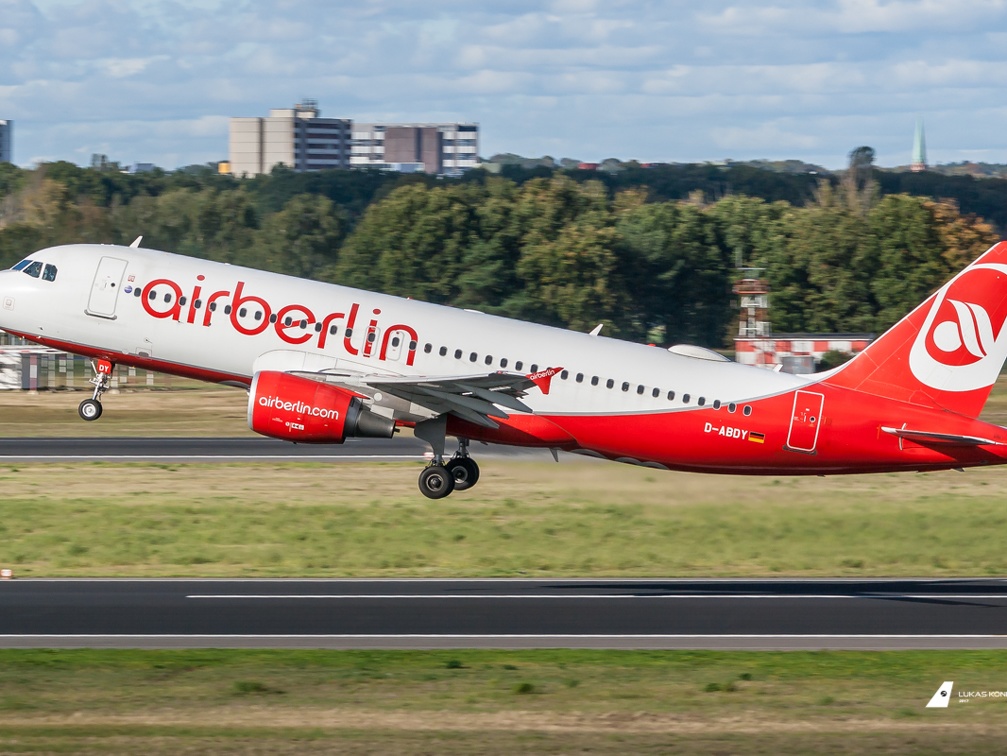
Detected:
left=248, top=370, right=395, bottom=443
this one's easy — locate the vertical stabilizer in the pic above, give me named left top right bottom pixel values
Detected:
left=824, top=241, right=1007, bottom=418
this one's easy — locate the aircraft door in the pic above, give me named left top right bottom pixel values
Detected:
left=785, top=390, right=824, bottom=453
left=86, top=257, right=129, bottom=319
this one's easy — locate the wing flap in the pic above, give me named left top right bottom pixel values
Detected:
left=289, top=369, right=551, bottom=428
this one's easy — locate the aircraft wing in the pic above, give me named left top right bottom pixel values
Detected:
left=880, top=426, right=1004, bottom=447
left=291, top=370, right=542, bottom=429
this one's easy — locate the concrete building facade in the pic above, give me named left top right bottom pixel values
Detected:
left=351, top=122, right=479, bottom=174
left=0, top=120, right=11, bottom=164
left=229, top=101, right=351, bottom=177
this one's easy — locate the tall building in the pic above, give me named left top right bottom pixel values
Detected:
left=911, top=117, right=927, bottom=172
left=0, top=120, right=11, bottom=164
left=351, top=122, right=479, bottom=174
left=229, top=101, right=351, bottom=177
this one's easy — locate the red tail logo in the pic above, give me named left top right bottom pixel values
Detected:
left=826, top=242, right=1007, bottom=418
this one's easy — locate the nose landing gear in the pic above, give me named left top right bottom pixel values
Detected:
left=78, top=358, right=113, bottom=422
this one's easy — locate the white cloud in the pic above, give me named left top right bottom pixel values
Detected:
left=1, top=0, right=1007, bottom=168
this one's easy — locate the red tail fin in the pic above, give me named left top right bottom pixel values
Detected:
left=824, top=241, right=1007, bottom=418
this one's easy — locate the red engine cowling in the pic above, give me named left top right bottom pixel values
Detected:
left=248, top=370, right=395, bottom=443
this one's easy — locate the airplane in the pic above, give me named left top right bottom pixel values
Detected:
left=3, top=239, right=1007, bottom=498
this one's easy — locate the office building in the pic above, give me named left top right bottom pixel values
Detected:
left=0, top=120, right=11, bottom=164
left=229, top=101, right=351, bottom=177
left=351, top=123, right=479, bottom=174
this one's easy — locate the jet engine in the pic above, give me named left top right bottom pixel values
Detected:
left=248, top=370, right=395, bottom=443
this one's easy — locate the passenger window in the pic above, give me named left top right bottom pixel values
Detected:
left=239, top=307, right=247, bottom=317
left=530, top=364, right=539, bottom=373
left=134, top=288, right=142, bottom=297
left=345, top=328, right=353, bottom=337
left=424, top=343, right=432, bottom=353
left=561, top=370, right=569, bottom=380
left=194, top=299, right=202, bottom=309
left=455, top=349, right=463, bottom=359
left=622, top=382, right=630, bottom=392
left=591, top=376, right=599, bottom=386
left=164, top=293, right=172, bottom=303
left=667, top=390, right=675, bottom=401
left=576, top=373, right=584, bottom=383
left=728, top=403, right=737, bottom=413
left=409, top=340, right=417, bottom=351
left=330, top=325, right=339, bottom=335
left=698, top=397, right=706, bottom=406
left=743, top=405, right=753, bottom=416
left=254, top=311, right=263, bottom=321
left=392, top=336, right=400, bottom=347
left=485, top=355, right=493, bottom=365
left=209, top=301, right=217, bottom=310
left=500, top=358, right=508, bottom=368
left=651, top=387, right=659, bottom=398
left=365, top=328, right=373, bottom=339
left=179, top=297, right=187, bottom=306
left=269, top=314, right=277, bottom=323
left=23, top=261, right=43, bottom=278
left=683, top=394, right=691, bottom=403
left=284, top=317, right=292, bottom=326
left=606, top=379, right=614, bottom=389
left=224, top=305, right=232, bottom=315
left=149, top=290, right=157, bottom=300
left=713, top=400, right=722, bottom=409
left=636, top=385, right=645, bottom=394
left=315, top=323, right=323, bottom=332
left=42, top=264, right=57, bottom=282
left=439, top=346, right=447, bottom=356
left=515, top=361, right=524, bottom=371
left=469, top=352, right=477, bottom=362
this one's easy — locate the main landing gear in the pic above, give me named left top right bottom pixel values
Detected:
left=78, top=359, right=113, bottom=422
left=414, top=417, right=481, bottom=499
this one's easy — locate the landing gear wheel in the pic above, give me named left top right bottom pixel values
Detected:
left=78, top=399, right=103, bottom=421
left=446, top=457, right=480, bottom=491
left=418, top=465, right=455, bottom=499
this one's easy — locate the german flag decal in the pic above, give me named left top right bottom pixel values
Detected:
left=749, top=432, right=766, bottom=444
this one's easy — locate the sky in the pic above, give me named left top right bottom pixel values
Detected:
left=1, top=0, right=1007, bottom=170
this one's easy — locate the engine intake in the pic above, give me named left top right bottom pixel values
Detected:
left=248, top=370, right=395, bottom=443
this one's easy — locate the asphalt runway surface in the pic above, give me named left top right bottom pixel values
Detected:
left=2, top=578, right=1007, bottom=650
left=0, top=436, right=548, bottom=461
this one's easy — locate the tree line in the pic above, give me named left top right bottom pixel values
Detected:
left=0, top=160, right=999, bottom=348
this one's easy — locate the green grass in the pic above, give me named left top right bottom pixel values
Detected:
left=1, top=460, right=1007, bottom=576
left=0, top=650, right=1004, bottom=754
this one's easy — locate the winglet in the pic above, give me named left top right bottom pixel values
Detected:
left=527, top=366, right=563, bottom=395
left=589, top=324, right=603, bottom=336
left=130, top=236, right=143, bottom=248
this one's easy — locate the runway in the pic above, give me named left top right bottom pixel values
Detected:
left=0, top=436, right=547, bottom=461
left=2, top=578, right=1007, bottom=650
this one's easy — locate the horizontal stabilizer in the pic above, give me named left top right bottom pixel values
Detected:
left=880, top=426, right=1003, bottom=447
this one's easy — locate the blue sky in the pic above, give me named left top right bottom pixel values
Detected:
left=2, top=0, right=1006, bottom=169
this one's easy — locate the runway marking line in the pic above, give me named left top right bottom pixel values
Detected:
left=185, top=594, right=1007, bottom=600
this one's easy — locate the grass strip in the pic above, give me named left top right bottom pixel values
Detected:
left=1, top=460, right=1007, bottom=576
left=0, top=650, right=1005, bottom=754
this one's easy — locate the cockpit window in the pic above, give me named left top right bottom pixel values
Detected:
left=43, top=264, right=58, bottom=282
left=11, top=259, right=31, bottom=271
left=23, top=261, right=43, bottom=278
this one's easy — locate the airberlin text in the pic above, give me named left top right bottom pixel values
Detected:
left=258, top=395, right=339, bottom=420
left=141, top=277, right=418, bottom=365
left=704, top=423, right=749, bottom=440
